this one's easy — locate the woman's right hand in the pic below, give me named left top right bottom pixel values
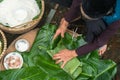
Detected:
left=53, top=18, right=69, bottom=40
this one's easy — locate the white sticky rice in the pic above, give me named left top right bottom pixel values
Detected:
left=0, top=0, right=40, bottom=27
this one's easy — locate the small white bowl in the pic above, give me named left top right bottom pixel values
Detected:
left=15, top=39, right=29, bottom=52
left=3, top=52, right=23, bottom=70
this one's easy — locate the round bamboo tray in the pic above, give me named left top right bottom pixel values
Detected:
left=0, top=30, right=7, bottom=60
left=0, top=0, right=45, bottom=34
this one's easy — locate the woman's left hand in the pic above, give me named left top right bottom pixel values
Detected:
left=53, top=49, right=77, bottom=68
left=98, top=44, right=107, bottom=56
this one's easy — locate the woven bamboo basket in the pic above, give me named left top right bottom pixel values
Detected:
left=0, top=30, right=7, bottom=61
left=0, top=0, right=45, bottom=34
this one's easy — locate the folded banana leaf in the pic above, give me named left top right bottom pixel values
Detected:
left=0, top=24, right=117, bottom=80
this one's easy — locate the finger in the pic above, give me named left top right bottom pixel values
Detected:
left=98, top=50, right=102, bottom=56
left=101, top=49, right=105, bottom=55
left=100, top=51, right=103, bottom=55
left=99, top=49, right=105, bottom=56
left=53, top=54, right=61, bottom=60
left=53, top=32, right=60, bottom=40
left=56, top=59, right=63, bottom=64
left=61, top=61, right=67, bottom=68
left=53, top=56, right=60, bottom=60
left=53, top=53, right=61, bottom=57
left=61, top=31, right=64, bottom=38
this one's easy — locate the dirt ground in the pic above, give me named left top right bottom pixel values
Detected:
left=3, top=0, right=120, bottom=79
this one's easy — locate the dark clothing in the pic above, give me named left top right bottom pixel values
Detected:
left=51, top=0, right=73, bottom=7
left=76, top=20, right=120, bottom=56
left=64, top=0, right=82, bottom=22
left=85, top=19, right=107, bottom=43
left=63, top=0, right=120, bottom=56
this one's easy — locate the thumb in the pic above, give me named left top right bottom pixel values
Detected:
left=61, top=61, right=66, bottom=68
left=53, top=32, right=60, bottom=40
left=61, top=31, right=64, bottom=38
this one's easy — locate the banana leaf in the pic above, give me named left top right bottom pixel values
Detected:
left=0, top=24, right=117, bottom=80
left=46, top=40, right=82, bottom=79
left=0, top=0, right=3, bottom=3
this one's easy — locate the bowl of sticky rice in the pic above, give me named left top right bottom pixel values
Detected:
left=0, top=0, right=44, bottom=34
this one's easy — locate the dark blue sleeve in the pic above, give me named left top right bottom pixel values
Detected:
left=103, top=0, right=120, bottom=25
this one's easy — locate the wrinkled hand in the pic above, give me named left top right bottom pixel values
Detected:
left=53, top=49, right=77, bottom=68
left=98, top=44, right=107, bottom=56
left=53, top=18, right=69, bottom=40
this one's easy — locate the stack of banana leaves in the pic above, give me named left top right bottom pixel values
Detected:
left=0, top=24, right=117, bottom=80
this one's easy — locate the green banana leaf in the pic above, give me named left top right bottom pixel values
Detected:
left=76, top=51, right=117, bottom=80
left=46, top=40, right=82, bottom=79
left=0, top=24, right=117, bottom=80
left=0, top=0, right=3, bottom=3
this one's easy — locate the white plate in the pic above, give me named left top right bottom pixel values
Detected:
left=15, top=39, right=29, bottom=52
left=3, top=52, right=23, bottom=70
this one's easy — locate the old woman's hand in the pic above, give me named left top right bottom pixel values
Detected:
left=53, top=49, right=77, bottom=68
left=98, top=44, right=107, bottom=56
left=53, top=18, right=69, bottom=40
